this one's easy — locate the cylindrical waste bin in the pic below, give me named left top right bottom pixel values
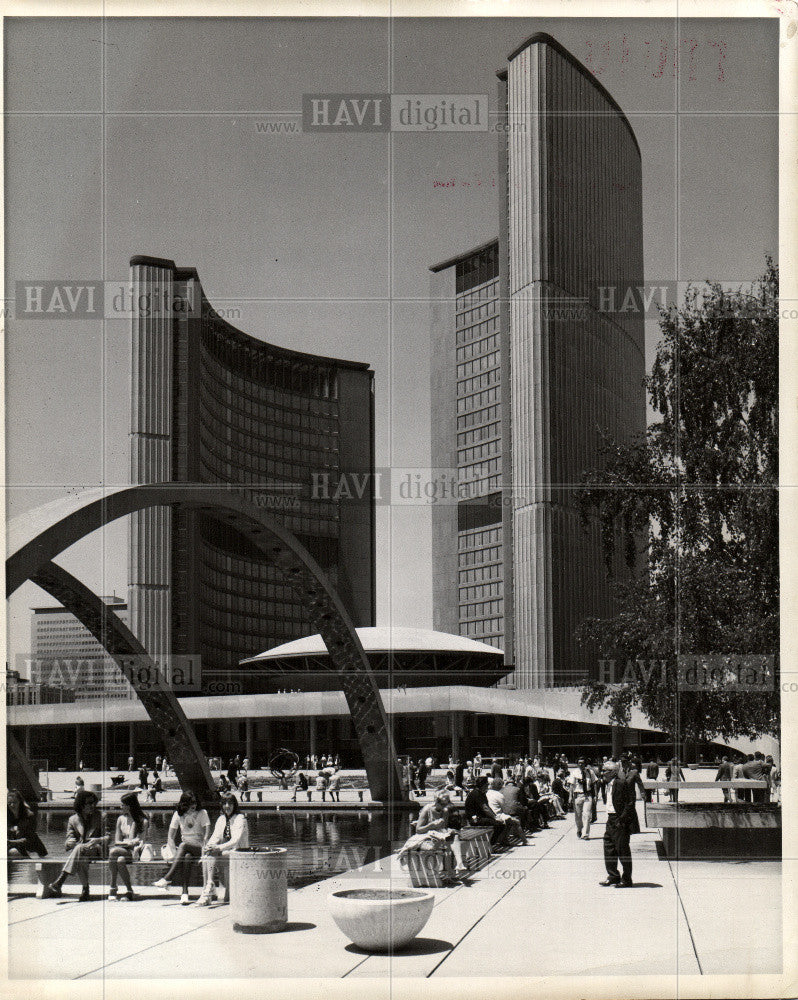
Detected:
left=89, top=783, right=102, bottom=796
left=229, top=847, right=288, bottom=933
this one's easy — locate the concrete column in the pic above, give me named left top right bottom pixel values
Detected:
left=451, top=712, right=461, bottom=761
left=527, top=717, right=541, bottom=757
left=128, top=723, right=136, bottom=761
left=308, top=717, right=317, bottom=758
left=75, top=724, right=83, bottom=769
left=245, top=717, right=254, bottom=762
left=611, top=726, right=623, bottom=757
left=24, top=726, right=31, bottom=758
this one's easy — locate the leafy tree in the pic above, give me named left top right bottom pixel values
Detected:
left=578, top=258, right=779, bottom=747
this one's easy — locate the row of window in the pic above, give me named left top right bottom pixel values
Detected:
left=457, top=369, right=500, bottom=397
left=456, top=301, right=498, bottom=330
left=459, top=563, right=502, bottom=584
left=456, top=315, right=500, bottom=346
left=460, top=618, right=503, bottom=638
left=201, top=326, right=340, bottom=402
left=197, top=440, right=339, bottom=488
left=199, top=362, right=341, bottom=435
left=457, top=404, right=500, bottom=430
left=457, top=440, right=501, bottom=465
left=457, top=421, right=501, bottom=447
left=458, top=527, right=502, bottom=550
left=459, top=581, right=503, bottom=602
left=456, top=386, right=500, bottom=414
left=459, top=457, right=501, bottom=479
left=456, top=277, right=499, bottom=311
left=456, top=350, right=500, bottom=380
left=459, top=598, right=503, bottom=619
left=456, top=332, right=500, bottom=363
left=458, top=544, right=502, bottom=567
left=199, top=414, right=339, bottom=471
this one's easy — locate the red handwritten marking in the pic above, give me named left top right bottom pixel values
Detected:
left=585, top=38, right=727, bottom=82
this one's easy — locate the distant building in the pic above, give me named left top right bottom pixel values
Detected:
left=128, top=257, right=376, bottom=688
left=29, top=596, right=132, bottom=700
left=430, top=33, right=645, bottom=688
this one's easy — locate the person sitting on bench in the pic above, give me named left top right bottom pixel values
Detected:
left=397, top=789, right=467, bottom=876
left=48, top=790, right=110, bottom=901
left=108, top=792, right=150, bottom=901
left=153, top=791, right=210, bottom=904
left=7, top=788, right=48, bottom=858
left=197, top=792, right=250, bottom=906
left=486, top=778, right=529, bottom=845
left=464, top=775, right=506, bottom=846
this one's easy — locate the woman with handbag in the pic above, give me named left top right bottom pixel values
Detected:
left=108, top=792, right=151, bottom=900
left=153, top=791, right=210, bottom=904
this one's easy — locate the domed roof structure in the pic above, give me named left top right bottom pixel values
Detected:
left=240, top=626, right=507, bottom=691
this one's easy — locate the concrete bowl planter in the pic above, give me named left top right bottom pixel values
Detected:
left=328, top=888, right=435, bottom=951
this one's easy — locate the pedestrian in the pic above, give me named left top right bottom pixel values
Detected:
left=665, top=758, right=685, bottom=803
left=645, top=759, right=660, bottom=803
left=127, top=756, right=134, bottom=772
left=417, top=758, right=429, bottom=797
left=138, top=764, right=148, bottom=791
left=715, top=756, right=733, bottom=803
left=600, top=760, right=639, bottom=888
left=329, top=768, right=341, bottom=802
left=316, top=768, right=329, bottom=802
left=569, top=757, right=596, bottom=840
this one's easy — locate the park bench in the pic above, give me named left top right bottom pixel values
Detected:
left=404, top=822, right=523, bottom=889
left=641, top=780, right=779, bottom=859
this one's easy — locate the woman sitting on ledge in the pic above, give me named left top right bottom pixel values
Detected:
left=153, top=791, right=210, bottom=904
left=108, top=792, right=150, bottom=901
left=48, top=790, right=110, bottom=901
left=398, top=789, right=467, bottom=876
left=197, top=792, right=249, bottom=906
left=7, top=789, right=48, bottom=858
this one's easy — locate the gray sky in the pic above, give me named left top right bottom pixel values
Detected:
left=5, top=16, right=779, bottom=669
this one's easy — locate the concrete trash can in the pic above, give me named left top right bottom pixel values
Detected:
left=229, top=847, right=288, bottom=933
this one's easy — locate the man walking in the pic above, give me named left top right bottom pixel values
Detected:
left=570, top=757, right=596, bottom=840
left=715, top=756, right=733, bottom=803
left=600, top=760, right=640, bottom=888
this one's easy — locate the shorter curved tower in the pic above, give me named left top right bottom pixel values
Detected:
left=128, top=257, right=376, bottom=688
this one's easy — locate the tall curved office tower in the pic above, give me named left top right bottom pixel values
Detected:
left=128, top=256, right=376, bottom=691
left=431, top=34, right=645, bottom=689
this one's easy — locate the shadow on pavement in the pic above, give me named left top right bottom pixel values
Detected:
left=345, top=937, right=454, bottom=957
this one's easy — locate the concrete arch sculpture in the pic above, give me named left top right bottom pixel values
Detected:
left=7, top=484, right=405, bottom=805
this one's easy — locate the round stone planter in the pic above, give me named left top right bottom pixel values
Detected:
left=328, top=888, right=435, bottom=952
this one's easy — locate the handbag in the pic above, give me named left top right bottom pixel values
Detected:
left=160, top=843, right=176, bottom=861
left=138, top=843, right=154, bottom=862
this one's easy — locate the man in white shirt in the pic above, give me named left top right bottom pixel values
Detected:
left=569, top=757, right=596, bottom=839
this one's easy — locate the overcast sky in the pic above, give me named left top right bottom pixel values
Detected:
left=5, top=15, right=779, bottom=670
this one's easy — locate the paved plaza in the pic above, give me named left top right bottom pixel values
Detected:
left=7, top=798, right=781, bottom=981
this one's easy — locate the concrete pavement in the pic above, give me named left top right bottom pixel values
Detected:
left=7, top=799, right=781, bottom=981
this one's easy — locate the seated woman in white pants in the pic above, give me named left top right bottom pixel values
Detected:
left=197, top=792, right=249, bottom=905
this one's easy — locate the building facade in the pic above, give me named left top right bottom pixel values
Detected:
left=29, top=597, right=134, bottom=700
left=431, top=34, right=645, bottom=688
left=128, top=257, right=376, bottom=688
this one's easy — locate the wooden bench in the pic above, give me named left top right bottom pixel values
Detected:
left=404, top=826, right=501, bottom=889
